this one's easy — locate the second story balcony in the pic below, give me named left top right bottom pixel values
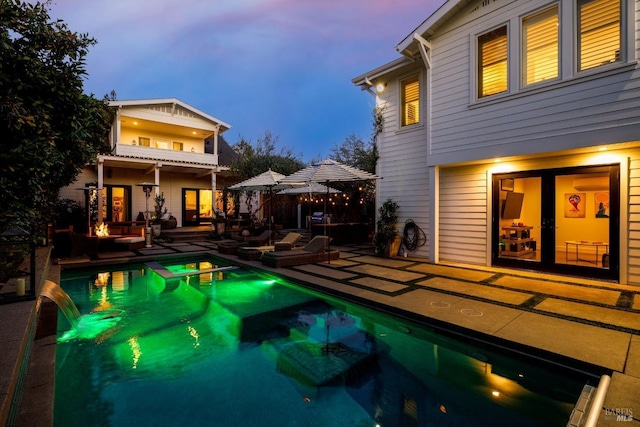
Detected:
left=109, top=98, right=232, bottom=167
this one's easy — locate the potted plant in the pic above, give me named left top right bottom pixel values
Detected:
left=373, top=198, right=400, bottom=257
left=213, top=212, right=226, bottom=235
left=152, top=193, right=168, bottom=237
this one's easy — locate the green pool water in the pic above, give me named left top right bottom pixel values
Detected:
left=54, top=255, right=593, bottom=426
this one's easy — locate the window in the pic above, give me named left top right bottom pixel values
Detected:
left=578, top=0, right=620, bottom=71
left=138, top=137, right=150, bottom=147
left=478, top=26, right=508, bottom=98
left=522, top=6, right=559, bottom=85
left=173, top=141, right=184, bottom=151
left=401, top=75, right=420, bottom=126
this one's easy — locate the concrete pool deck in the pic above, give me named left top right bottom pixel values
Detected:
left=2, top=240, right=639, bottom=426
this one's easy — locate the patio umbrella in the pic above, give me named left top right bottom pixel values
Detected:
left=228, top=168, right=289, bottom=244
left=276, top=182, right=341, bottom=196
left=279, top=159, right=381, bottom=262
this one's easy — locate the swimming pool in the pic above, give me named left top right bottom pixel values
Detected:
left=54, top=255, right=592, bottom=426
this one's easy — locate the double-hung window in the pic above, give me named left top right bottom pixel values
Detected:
left=478, top=26, right=508, bottom=98
left=401, top=75, right=420, bottom=126
left=578, top=0, right=620, bottom=71
left=522, top=6, right=559, bottom=86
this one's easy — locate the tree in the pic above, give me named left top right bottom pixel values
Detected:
left=0, top=0, right=113, bottom=234
left=330, top=133, right=378, bottom=174
left=328, top=131, right=379, bottom=223
left=230, top=131, right=306, bottom=179
left=228, top=131, right=306, bottom=221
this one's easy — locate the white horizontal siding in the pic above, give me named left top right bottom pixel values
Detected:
left=376, top=74, right=430, bottom=258
left=428, top=0, right=640, bottom=165
left=438, top=167, right=488, bottom=265
left=628, top=157, right=640, bottom=285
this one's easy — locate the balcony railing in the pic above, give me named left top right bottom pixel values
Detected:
left=114, top=144, right=218, bottom=165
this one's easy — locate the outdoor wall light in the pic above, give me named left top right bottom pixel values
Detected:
left=376, top=83, right=386, bottom=92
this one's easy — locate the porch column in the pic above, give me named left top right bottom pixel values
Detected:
left=213, top=125, right=220, bottom=164
left=211, top=170, right=217, bottom=214
left=154, top=164, right=161, bottom=196
left=97, top=158, right=104, bottom=224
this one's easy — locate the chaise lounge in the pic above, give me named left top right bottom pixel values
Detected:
left=237, top=232, right=303, bottom=261
left=260, top=235, right=339, bottom=268
left=218, top=229, right=274, bottom=255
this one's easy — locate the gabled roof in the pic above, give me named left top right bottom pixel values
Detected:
left=109, top=98, right=232, bottom=132
left=353, top=0, right=473, bottom=86
left=396, top=0, right=474, bottom=57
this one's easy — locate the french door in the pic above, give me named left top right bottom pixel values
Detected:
left=183, top=189, right=213, bottom=226
left=87, top=185, right=132, bottom=224
left=492, top=164, right=619, bottom=281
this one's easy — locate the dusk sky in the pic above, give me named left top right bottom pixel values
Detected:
left=46, top=0, right=442, bottom=162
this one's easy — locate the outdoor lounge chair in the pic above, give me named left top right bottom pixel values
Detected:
left=260, top=235, right=339, bottom=268
left=237, top=232, right=303, bottom=261
left=218, top=229, right=274, bottom=255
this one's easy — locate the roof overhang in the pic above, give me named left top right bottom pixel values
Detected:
left=351, top=56, right=416, bottom=91
left=395, top=0, right=474, bottom=58
left=108, top=98, right=232, bottom=133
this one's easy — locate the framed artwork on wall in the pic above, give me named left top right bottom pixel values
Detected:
left=565, top=193, right=586, bottom=218
left=595, top=192, right=610, bottom=218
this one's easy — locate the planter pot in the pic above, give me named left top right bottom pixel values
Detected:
left=151, top=224, right=161, bottom=237
left=388, top=236, right=402, bottom=258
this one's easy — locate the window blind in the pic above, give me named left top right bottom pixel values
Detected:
left=523, top=6, right=558, bottom=85
left=402, top=76, right=420, bottom=126
left=479, top=27, right=508, bottom=97
left=579, top=0, right=620, bottom=71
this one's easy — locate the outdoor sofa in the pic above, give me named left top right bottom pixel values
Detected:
left=237, top=232, right=303, bottom=261
left=107, top=225, right=146, bottom=251
left=260, top=235, right=339, bottom=268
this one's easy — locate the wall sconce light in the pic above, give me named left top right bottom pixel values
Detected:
left=107, top=168, right=113, bottom=178
left=363, top=77, right=386, bottom=97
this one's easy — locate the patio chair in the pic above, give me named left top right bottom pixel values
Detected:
left=245, top=229, right=275, bottom=246
left=274, top=232, right=303, bottom=251
left=260, top=236, right=339, bottom=268
left=237, top=232, right=304, bottom=261
left=218, top=229, right=274, bottom=255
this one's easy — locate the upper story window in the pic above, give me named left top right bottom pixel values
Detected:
left=401, top=75, right=420, bottom=126
left=578, top=0, right=620, bottom=71
left=138, top=137, right=150, bottom=147
left=173, top=141, right=184, bottom=151
left=522, top=6, right=559, bottom=85
left=478, top=26, right=508, bottom=98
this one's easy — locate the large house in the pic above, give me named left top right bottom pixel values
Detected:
left=60, top=98, right=238, bottom=228
left=353, top=0, right=640, bottom=284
